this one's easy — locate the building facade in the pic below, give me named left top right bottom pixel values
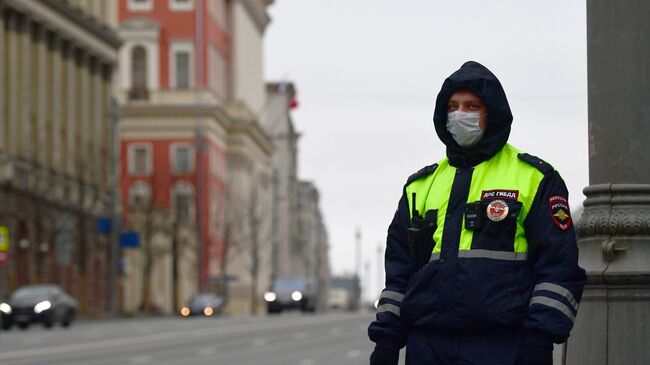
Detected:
left=0, top=0, right=121, bottom=315
left=116, top=0, right=274, bottom=315
left=264, top=82, right=300, bottom=281
left=297, top=181, right=330, bottom=311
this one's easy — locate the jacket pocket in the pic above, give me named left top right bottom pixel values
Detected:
left=466, top=200, right=522, bottom=252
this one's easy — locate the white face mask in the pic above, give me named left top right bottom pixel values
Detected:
left=446, top=111, right=485, bottom=147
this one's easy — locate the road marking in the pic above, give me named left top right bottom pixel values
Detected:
left=198, top=347, right=215, bottom=356
left=129, top=355, right=152, bottom=364
left=329, top=327, right=341, bottom=335
left=0, top=313, right=371, bottom=361
left=299, top=359, right=315, bottom=365
left=346, top=350, right=361, bottom=358
left=252, top=338, right=267, bottom=347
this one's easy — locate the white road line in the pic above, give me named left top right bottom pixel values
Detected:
left=252, top=338, right=268, bottom=347
left=198, top=347, right=215, bottom=356
left=346, top=349, right=361, bottom=358
left=129, top=355, right=153, bottom=364
left=329, top=327, right=341, bottom=335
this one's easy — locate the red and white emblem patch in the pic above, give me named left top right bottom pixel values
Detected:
left=486, top=199, right=509, bottom=222
left=548, top=195, right=571, bottom=230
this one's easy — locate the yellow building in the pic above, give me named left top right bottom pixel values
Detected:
left=0, top=0, right=121, bottom=315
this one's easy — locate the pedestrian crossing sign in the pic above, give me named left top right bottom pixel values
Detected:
left=0, top=226, right=9, bottom=251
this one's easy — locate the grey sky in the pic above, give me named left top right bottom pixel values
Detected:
left=264, top=0, right=588, bottom=299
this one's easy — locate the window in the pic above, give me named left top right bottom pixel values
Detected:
left=172, top=182, right=194, bottom=222
left=130, top=46, right=148, bottom=100
left=170, top=0, right=194, bottom=11
left=128, top=144, right=152, bottom=176
left=171, top=144, right=194, bottom=174
left=170, top=42, right=193, bottom=89
left=175, top=52, right=190, bottom=89
left=128, top=182, right=152, bottom=209
left=128, top=0, right=153, bottom=11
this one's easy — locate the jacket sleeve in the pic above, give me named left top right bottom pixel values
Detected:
left=367, top=189, right=415, bottom=352
left=523, top=170, right=587, bottom=346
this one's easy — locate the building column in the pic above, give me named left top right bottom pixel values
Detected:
left=567, top=1, right=650, bottom=364
left=7, top=12, right=18, bottom=155
left=21, top=17, right=31, bottom=160
left=66, top=46, right=76, bottom=177
left=37, top=25, right=47, bottom=167
left=0, top=8, right=5, bottom=150
left=51, top=34, right=62, bottom=172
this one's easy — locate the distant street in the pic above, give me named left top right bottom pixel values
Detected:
left=0, top=311, right=397, bottom=365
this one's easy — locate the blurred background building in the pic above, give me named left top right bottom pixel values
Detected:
left=0, top=0, right=121, bottom=316
left=0, top=0, right=330, bottom=319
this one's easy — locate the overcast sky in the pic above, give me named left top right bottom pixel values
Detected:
left=264, top=0, right=588, bottom=300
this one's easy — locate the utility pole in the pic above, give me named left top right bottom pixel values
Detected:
left=194, top=0, right=206, bottom=291
left=107, top=98, right=121, bottom=315
left=355, top=227, right=361, bottom=281
left=377, top=242, right=383, bottom=297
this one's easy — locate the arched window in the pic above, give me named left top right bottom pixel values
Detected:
left=130, top=45, right=148, bottom=100
left=128, top=181, right=152, bottom=209
left=172, top=182, right=194, bottom=222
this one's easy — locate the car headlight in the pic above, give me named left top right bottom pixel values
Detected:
left=34, top=300, right=52, bottom=314
left=180, top=307, right=190, bottom=317
left=0, top=302, right=12, bottom=315
left=203, top=307, right=214, bottom=316
left=264, top=292, right=277, bottom=302
left=374, top=299, right=380, bottom=309
left=291, top=291, right=303, bottom=302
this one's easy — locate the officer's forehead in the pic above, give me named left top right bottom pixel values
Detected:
left=448, top=89, right=483, bottom=103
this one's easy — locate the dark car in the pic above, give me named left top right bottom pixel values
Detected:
left=264, top=277, right=316, bottom=314
left=1, top=284, right=78, bottom=330
left=180, top=293, right=224, bottom=317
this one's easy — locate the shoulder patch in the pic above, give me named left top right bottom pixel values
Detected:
left=517, top=153, right=553, bottom=175
left=406, top=164, right=439, bottom=185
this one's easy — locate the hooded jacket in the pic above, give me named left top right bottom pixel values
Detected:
left=368, top=61, right=586, bottom=359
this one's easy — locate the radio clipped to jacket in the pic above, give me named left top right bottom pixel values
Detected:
left=406, top=193, right=437, bottom=269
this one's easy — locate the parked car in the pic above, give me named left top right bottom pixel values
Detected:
left=180, top=293, right=224, bottom=317
left=0, top=284, right=78, bottom=330
left=264, top=277, right=316, bottom=314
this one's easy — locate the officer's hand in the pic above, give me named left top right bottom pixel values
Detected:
left=369, top=346, right=399, bottom=365
left=520, top=343, right=553, bottom=365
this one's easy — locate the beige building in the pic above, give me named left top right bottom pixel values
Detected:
left=264, top=82, right=300, bottom=280
left=297, top=181, right=330, bottom=310
left=0, top=0, right=121, bottom=315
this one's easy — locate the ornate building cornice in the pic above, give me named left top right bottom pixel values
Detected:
left=576, top=184, right=650, bottom=237
left=239, top=0, right=271, bottom=33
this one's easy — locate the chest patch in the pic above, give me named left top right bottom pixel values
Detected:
left=486, top=200, right=509, bottom=222
left=548, top=195, right=571, bottom=230
left=481, top=189, right=519, bottom=201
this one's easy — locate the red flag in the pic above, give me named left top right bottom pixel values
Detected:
left=289, top=96, right=299, bottom=109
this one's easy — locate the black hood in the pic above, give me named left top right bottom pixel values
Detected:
left=433, top=61, right=513, bottom=168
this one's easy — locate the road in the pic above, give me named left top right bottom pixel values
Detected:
left=0, top=311, right=403, bottom=365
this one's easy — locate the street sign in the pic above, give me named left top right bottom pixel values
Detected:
left=96, top=217, right=112, bottom=234
left=120, top=232, right=140, bottom=248
left=0, top=226, right=9, bottom=251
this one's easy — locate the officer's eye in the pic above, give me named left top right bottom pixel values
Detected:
left=468, top=103, right=481, bottom=110
left=448, top=104, right=459, bottom=112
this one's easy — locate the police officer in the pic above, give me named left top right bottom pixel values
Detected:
left=368, top=61, right=586, bottom=365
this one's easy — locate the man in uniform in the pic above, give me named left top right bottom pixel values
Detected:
left=368, top=61, right=586, bottom=365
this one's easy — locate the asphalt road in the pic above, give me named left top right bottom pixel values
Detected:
left=0, top=311, right=400, bottom=365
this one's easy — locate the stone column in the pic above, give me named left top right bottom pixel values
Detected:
left=566, top=1, right=650, bottom=364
